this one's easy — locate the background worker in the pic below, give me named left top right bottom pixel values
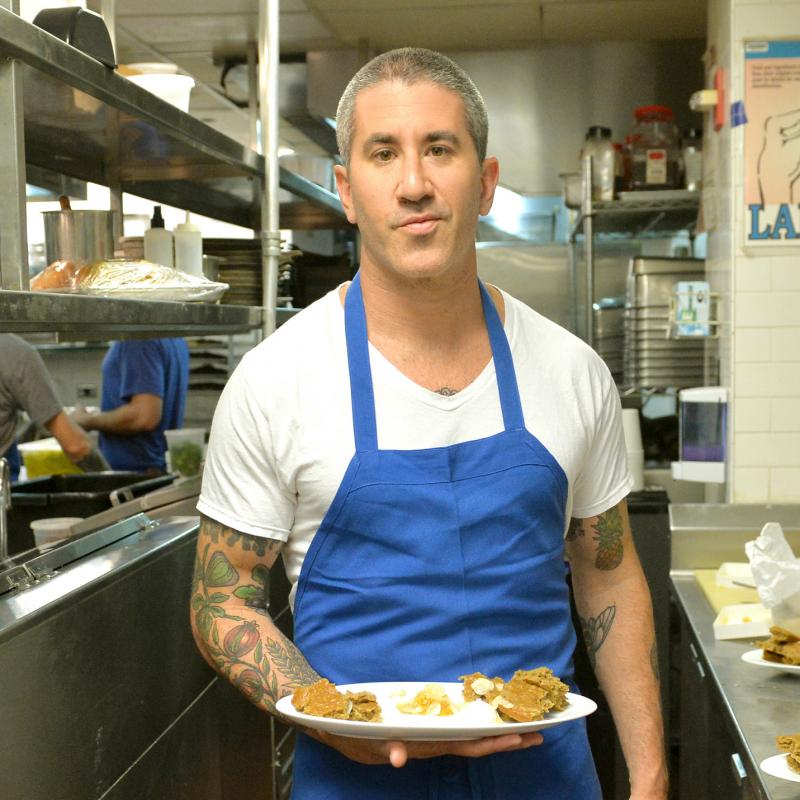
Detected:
left=0, top=333, right=106, bottom=481
left=192, top=48, right=667, bottom=800
left=73, top=337, right=189, bottom=474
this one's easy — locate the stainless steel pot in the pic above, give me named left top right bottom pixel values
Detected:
left=42, top=209, right=114, bottom=265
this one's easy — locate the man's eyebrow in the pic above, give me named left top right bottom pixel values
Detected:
left=360, top=131, right=462, bottom=154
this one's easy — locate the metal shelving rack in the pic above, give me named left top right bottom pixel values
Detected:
left=568, top=155, right=700, bottom=347
left=0, top=5, right=343, bottom=339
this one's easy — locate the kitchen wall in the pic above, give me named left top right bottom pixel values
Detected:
left=706, top=0, right=800, bottom=503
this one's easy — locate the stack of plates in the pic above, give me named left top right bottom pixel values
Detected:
left=623, top=257, right=706, bottom=389
left=202, top=238, right=262, bottom=306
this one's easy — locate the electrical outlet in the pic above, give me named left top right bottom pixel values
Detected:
left=77, top=384, right=98, bottom=400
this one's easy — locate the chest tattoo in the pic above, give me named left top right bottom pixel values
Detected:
left=435, top=386, right=459, bottom=396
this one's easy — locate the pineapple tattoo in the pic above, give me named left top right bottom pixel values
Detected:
left=592, top=507, right=623, bottom=570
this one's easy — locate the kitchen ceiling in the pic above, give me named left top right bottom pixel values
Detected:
left=89, top=0, right=706, bottom=154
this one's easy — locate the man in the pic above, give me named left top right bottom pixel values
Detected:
left=73, top=338, right=189, bottom=473
left=193, top=48, right=667, bottom=799
left=0, top=333, right=106, bottom=482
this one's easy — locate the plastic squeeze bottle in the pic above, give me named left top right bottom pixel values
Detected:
left=143, top=206, right=174, bottom=268
left=173, top=210, right=203, bottom=277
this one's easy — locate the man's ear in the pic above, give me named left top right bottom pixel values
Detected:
left=334, top=164, right=358, bottom=224
left=478, top=157, right=500, bottom=216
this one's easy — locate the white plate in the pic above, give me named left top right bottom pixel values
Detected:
left=741, top=649, right=800, bottom=674
left=760, top=754, right=800, bottom=783
left=276, top=682, right=596, bottom=741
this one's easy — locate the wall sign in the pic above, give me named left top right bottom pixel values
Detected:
left=745, top=41, right=800, bottom=244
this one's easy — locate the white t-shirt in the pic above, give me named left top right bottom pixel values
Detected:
left=198, top=285, right=633, bottom=593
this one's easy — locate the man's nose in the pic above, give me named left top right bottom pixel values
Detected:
left=396, top=156, right=432, bottom=202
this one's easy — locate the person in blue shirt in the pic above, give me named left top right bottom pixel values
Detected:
left=73, top=338, right=189, bottom=473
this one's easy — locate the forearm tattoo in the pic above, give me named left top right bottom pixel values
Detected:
left=579, top=604, right=617, bottom=669
left=192, top=523, right=320, bottom=712
left=591, top=506, right=624, bottom=570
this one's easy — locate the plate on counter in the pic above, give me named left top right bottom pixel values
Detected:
left=741, top=650, right=800, bottom=674
left=276, top=682, right=596, bottom=741
left=760, top=754, right=800, bottom=783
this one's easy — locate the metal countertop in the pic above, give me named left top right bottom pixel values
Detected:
left=671, top=573, right=800, bottom=800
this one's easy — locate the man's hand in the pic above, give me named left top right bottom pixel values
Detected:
left=306, top=729, right=543, bottom=768
left=69, top=404, right=92, bottom=429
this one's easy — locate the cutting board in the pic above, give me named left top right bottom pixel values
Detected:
left=693, top=569, right=761, bottom=613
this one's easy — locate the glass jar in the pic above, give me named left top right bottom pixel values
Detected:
left=580, top=126, right=615, bottom=201
left=681, top=127, right=703, bottom=192
left=629, top=105, right=681, bottom=190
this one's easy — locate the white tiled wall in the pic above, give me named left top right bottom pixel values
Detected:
left=708, top=0, right=800, bottom=503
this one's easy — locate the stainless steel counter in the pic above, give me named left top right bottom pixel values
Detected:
left=671, top=572, right=800, bottom=800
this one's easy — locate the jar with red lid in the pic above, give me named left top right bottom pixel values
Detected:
left=629, top=105, right=681, bottom=190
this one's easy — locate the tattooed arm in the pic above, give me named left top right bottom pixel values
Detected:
left=565, top=500, right=667, bottom=800
left=190, top=514, right=320, bottom=714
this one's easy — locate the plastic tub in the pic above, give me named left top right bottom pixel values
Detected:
left=30, top=516, right=83, bottom=548
left=127, top=73, right=194, bottom=112
left=164, top=429, right=205, bottom=477
left=18, top=437, right=81, bottom=478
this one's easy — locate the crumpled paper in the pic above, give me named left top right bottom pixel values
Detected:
left=745, top=522, right=800, bottom=628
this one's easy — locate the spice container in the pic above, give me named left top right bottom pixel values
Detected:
left=681, top=128, right=703, bottom=192
left=629, top=105, right=681, bottom=190
left=580, top=126, right=616, bottom=201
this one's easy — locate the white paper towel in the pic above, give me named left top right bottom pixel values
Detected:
left=745, top=522, right=800, bottom=629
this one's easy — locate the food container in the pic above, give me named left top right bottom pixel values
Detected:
left=30, top=516, right=83, bottom=548
left=18, top=437, right=82, bottom=478
left=713, top=602, right=771, bottom=640
left=127, top=73, right=195, bottom=112
left=164, top=429, right=205, bottom=477
left=42, top=208, right=115, bottom=266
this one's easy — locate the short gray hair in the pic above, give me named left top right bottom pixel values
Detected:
left=335, top=48, right=489, bottom=166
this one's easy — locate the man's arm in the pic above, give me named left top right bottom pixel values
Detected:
left=72, top=393, right=162, bottom=435
left=192, top=514, right=542, bottom=767
left=45, top=410, right=93, bottom=463
left=191, top=514, right=320, bottom=713
left=565, top=499, right=668, bottom=800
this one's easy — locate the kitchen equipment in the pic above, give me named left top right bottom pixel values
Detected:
left=623, top=257, right=706, bottom=389
left=143, top=206, right=173, bottom=268
left=681, top=128, right=703, bottom=191
left=42, top=196, right=114, bottom=266
left=8, top=472, right=175, bottom=554
left=127, top=73, right=195, bottom=112
left=621, top=409, right=644, bottom=491
left=30, top=516, right=83, bottom=548
left=173, top=211, right=203, bottom=276
left=672, top=386, right=727, bottom=483
left=18, top=437, right=82, bottom=478
left=32, top=7, right=116, bottom=68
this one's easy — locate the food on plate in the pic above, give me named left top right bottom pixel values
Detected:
left=396, top=683, right=455, bottom=716
left=31, top=258, right=225, bottom=295
left=777, top=733, right=800, bottom=774
left=460, top=667, right=570, bottom=723
left=30, top=259, right=79, bottom=291
left=758, top=626, right=800, bottom=665
left=291, top=679, right=382, bottom=722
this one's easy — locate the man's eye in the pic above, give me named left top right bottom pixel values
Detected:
left=430, top=145, right=448, bottom=157
left=374, top=149, right=393, bottom=162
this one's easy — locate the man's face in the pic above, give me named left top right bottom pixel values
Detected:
left=334, top=80, right=499, bottom=284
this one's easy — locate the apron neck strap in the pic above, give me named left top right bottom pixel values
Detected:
left=478, top=280, right=525, bottom=431
left=344, top=272, right=525, bottom=453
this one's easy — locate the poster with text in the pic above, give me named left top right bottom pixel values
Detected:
left=745, top=41, right=800, bottom=245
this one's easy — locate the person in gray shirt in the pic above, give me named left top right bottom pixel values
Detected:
left=0, top=334, right=107, bottom=481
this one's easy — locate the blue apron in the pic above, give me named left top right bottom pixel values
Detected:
left=291, top=273, right=600, bottom=800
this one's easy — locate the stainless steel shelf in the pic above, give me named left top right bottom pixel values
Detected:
left=570, top=192, right=699, bottom=239
left=0, top=7, right=343, bottom=228
left=0, top=290, right=263, bottom=337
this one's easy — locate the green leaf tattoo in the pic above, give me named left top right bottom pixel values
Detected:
left=592, top=507, right=624, bottom=570
left=579, top=604, right=617, bottom=669
left=565, top=518, right=584, bottom=542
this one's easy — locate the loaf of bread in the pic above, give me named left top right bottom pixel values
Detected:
left=30, top=260, right=79, bottom=291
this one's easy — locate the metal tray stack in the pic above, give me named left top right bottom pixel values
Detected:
left=623, top=257, right=706, bottom=389
left=593, top=297, right=625, bottom=384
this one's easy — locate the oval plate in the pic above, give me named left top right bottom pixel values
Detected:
left=760, top=754, right=800, bottom=783
left=741, top=649, right=800, bottom=675
left=276, top=681, right=596, bottom=741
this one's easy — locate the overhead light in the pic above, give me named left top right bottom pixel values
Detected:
left=278, top=146, right=296, bottom=157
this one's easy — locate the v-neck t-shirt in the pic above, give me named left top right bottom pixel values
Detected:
left=198, top=285, right=633, bottom=591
